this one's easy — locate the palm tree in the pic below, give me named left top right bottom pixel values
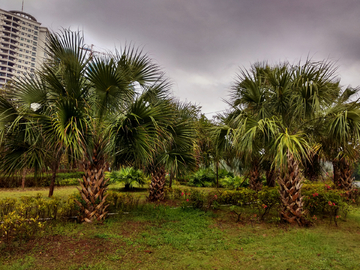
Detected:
left=0, top=90, right=46, bottom=189
left=3, top=29, right=174, bottom=222
left=146, top=101, right=197, bottom=201
left=220, top=59, right=348, bottom=225
left=317, top=89, right=360, bottom=189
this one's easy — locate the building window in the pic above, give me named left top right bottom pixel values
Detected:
left=33, top=41, right=37, bottom=46
left=31, top=58, right=35, bottom=61
left=34, top=37, right=37, bottom=41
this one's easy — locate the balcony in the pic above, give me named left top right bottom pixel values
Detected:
left=1, top=38, right=10, bottom=43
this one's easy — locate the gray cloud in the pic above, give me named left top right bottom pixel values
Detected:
left=3, top=0, right=360, bottom=117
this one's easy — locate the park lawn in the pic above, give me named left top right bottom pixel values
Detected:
left=0, top=183, right=149, bottom=200
left=1, top=204, right=360, bottom=269
left=0, top=183, right=217, bottom=201
left=0, top=186, right=79, bottom=200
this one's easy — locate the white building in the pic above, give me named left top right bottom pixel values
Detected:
left=0, top=9, right=49, bottom=89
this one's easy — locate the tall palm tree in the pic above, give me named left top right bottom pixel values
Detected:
left=0, top=89, right=46, bottom=188
left=221, top=59, right=347, bottom=225
left=146, top=101, right=197, bottom=201
left=2, top=29, right=173, bottom=222
left=272, top=130, right=310, bottom=226
left=317, top=88, right=360, bottom=189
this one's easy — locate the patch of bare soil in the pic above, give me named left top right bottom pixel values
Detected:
left=1, top=236, right=120, bottom=269
left=0, top=220, right=151, bottom=269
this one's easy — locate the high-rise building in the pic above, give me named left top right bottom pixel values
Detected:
left=0, top=9, right=49, bottom=88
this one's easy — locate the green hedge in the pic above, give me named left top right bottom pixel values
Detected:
left=165, top=184, right=360, bottom=222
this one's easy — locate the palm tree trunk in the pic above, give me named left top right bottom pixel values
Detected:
left=303, top=153, right=321, bottom=181
left=278, top=152, right=308, bottom=226
left=148, top=166, right=166, bottom=201
left=21, top=168, right=27, bottom=190
left=333, top=159, right=340, bottom=185
left=249, top=160, right=262, bottom=191
left=265, top=167, right=276, bottom=187
left=75, top=146, right=109, bottom=223
left=169, top=172, right=174, bottom=188
left=48, top=160, right=59, bottom=197
left=215, top=161, right=219, bottom=188
left=335, top=158, right=354, bottom=190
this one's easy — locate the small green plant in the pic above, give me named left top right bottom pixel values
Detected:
left=106, top=167, right=147, bottom=189
left=188, top=168, right=216, bottom=187
left=220, top=175, right=247, bottom=189
left=0, top=205, right=44, bottom=245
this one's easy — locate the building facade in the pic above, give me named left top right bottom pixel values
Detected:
left=0, top=9, right=49, bottom=89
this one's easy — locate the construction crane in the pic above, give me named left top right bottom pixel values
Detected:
left=81, top=44, right=109, bottom=58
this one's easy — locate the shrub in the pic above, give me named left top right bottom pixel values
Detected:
left=220, top=175, right=248, bottom=189
left=57, top=178, right=80, bottom=186
left=218, top=169, right=234, bottom=179
left=0, top=205, right=44, bottom=245
left=188, top=168, right=216, bottom=187
left=302, top=184, right=354, bottom=222
left=106, top=191, right=141, bottom=212
left=217, top=188, right=280, bottom=220
left=106, top=167, right=147, bottom=189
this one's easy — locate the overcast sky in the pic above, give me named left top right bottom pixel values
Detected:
left=3, top=0, right=360, bottom=118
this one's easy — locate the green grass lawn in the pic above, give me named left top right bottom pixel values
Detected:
left=0, top=183, right=214, bottom=201
left=0, top=183, right=150, bottom=200
left=1, top=200, right=360, bottom=269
